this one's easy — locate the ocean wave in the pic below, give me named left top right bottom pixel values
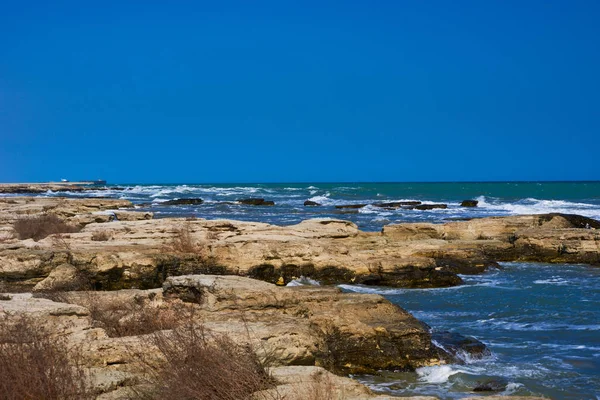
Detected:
left=476, top=196, right=600, bottom=219
left=416, top=365, right=462, bottom=383
left=338, top=283, right=474, bottom=295
left=475, top=318, right=600, bottom=332
left=286, top=276, right=320, bottom=287
left=533, top=276, right=570, bottom=285
left=358, top=205, right=393, bottom=216
left=307, top=193, right=332, bottom=204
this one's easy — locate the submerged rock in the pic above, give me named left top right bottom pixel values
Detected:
left=162, top=198, right=204, bottom=205
left=473, top=379, right=508, bottom=392
left=431, top=331, right=491, bottom=362
left=408, top=204, right=448, bottom=210
left=238, top=198, right=275, bottom=206
left=335, top=204, right=367, bottom=209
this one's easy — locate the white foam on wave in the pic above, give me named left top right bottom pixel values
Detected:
left=502, top=382, right=524, bottom=395
left=540, top=343, right=600, bottom=351
left=533, top=276, right=569, bottom=285
left=358, top=205, right=393, bottom=216
left=286, top=276, right=320, bottom=287
left=476, top=318, right=600, bottom=332
left=416, top=365, right=461, bottom=383
left=476, top=196, right=600, bottom=219
left=307, top=193, right=332, bottom=204
left=126, top=185, right=268, bottom=199
left=338, top=283, right=473, bottom=295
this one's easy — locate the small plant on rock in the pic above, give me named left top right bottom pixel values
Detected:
left=91, top=230, right=111, bottom=241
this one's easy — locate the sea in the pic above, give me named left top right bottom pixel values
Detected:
left=29, top=181, right=600, bottom=232
left=7, top=181, right=600, bottom=399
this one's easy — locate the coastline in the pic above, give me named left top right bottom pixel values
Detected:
left=1, top=194, right=597, bottom=398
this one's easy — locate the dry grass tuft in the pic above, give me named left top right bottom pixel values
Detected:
left=13, top=214, right=80, bottom=241
left=0, top=314, right=92, bottom=400
left=34, top=293, right=183, bottom=338
left=134, top=322, right=274, bottom=400
left=90, top=297, right=181, bottom=338
left=164, top=223, right=217, bottom=266
left=91, top=230, right=111, bottom=241
left=166, top=223, right=203, bottom=253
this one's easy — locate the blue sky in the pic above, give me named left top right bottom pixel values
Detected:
left=1, top=0, right=598, bottom=183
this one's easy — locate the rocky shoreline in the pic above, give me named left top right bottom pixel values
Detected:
left=0, top=195, right=589, bottom=398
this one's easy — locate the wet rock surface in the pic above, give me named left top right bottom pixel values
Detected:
left=431, top=331, right=491, bottom=362
left=304, top=200, right=321, bottom=206
left=461, top=200, right=479, bottom=207
left=161, top=198, right=204, bottom=205
left=238, top=198, right=275, bottom=206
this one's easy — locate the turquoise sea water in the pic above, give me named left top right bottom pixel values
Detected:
left=22, top=181, right=600, bottom=231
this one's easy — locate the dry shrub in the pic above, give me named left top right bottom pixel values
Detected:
left=135, top=323, right=274, bottom=400
left=91, top=230, right=111, bottom=241
left=50, top=233, right=73, bottom=251
left=13, top=214, right=80, bottom=241
left=93, top=298, right=181, bottom=338
left=0, top=314, right=92, bottom=400
left=32, top=291, right=180, bottom=337
left=164, top=223, right=216, bottom=266
left=166, top=223, right=202, bottom=253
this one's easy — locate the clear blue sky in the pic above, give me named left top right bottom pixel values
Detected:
left=1, top=0, right=599, bottom=183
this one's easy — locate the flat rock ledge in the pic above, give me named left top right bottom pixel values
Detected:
left=0, top=197, right=599, bottom=292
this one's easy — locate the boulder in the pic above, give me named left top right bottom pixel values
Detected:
left=431, top=331, right=490, bottom=361
left=461, top=200, right=479, bottom=207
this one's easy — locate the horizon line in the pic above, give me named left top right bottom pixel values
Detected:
left=106, top=180, right=600, bottom=185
